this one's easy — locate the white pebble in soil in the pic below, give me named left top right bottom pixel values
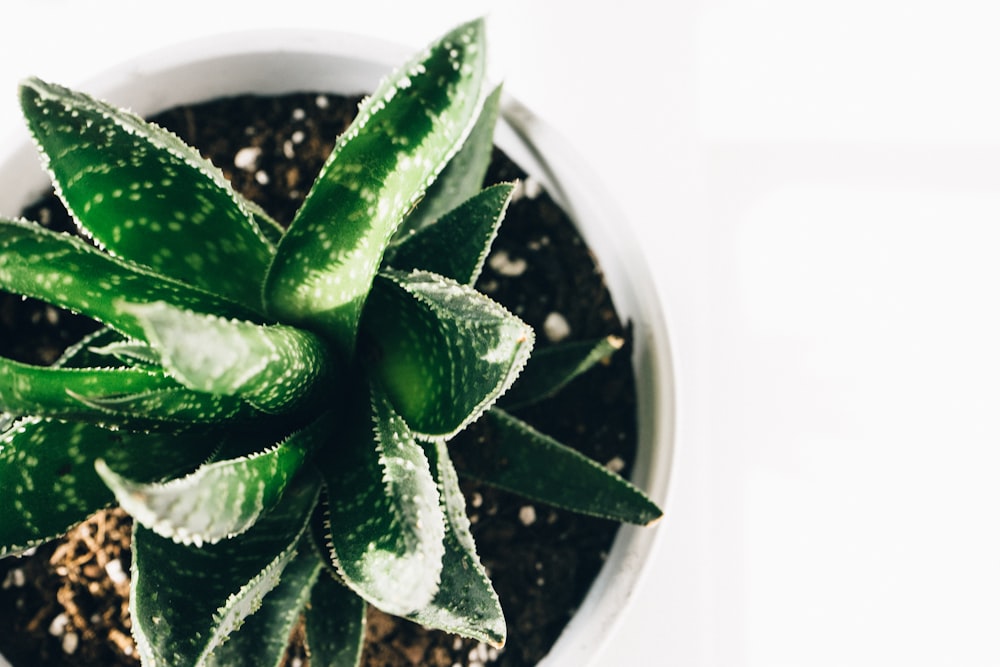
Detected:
left=105, top=558, right=128, bottom=585
left=62, top=632, right=79, bottom=655
left=233, top=146, right=261, bottom=171
left=49, top=612, right=69, bottom=636
left=523, top=176, right=543, bottom=199
left=518, top=505, right=537, bottom=526
left=2, top=567, right=25, bottom=589
left=487, top=249, right=527, bottom=277
left=543, top=311, right=571, bottom=343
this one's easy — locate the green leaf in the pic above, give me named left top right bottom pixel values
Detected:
left=304, top=570, right=367, bottom=667
left=123, top=301, right=335, bottom=413
left=20, top=78, right=274, bottom=309
left=320, top=383, right=445, bottom=616
left=462, top=409, right=663, bottom=525
left=501, top=335, right=625, bottom=409
left=263, top=19, right=488, bottom=354
left=361, top=269, right=533, bottom=440
left=391, top=84, right=503, bottom=245
left=0, top=218, right=259, bottom=341
left=0, top=418, right=217, bottom=556
left=130, top=474, right=319, bottom=667
left=388, top=183, right=513, bottom=286
left=54, top=327, right=127, bottom=369
left=0, top=357, right=251, bottom=427
left=88, top=339, right=163, bottom=369
left=401, top=439, right=505, bottom=646
left=95, top=412, right=331, bottom=545
left=205, top=535, right=324, bottom=667
left=242, top=197, right=285, bottom=247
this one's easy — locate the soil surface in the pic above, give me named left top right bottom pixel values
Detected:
left=0, top=92, right=638, bottom=666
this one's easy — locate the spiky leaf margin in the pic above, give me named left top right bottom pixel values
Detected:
left=321, top=383, right=445, bottom=616
left=361, top=268, right=533, bottom=440
left=130, top=475, right=319, bottom=667
left=19, top=77, right=274, bottom=309
left=263, top=19, right=488, bottom=354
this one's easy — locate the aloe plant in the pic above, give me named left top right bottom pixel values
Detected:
left=0, top=19, right=661, bottom=666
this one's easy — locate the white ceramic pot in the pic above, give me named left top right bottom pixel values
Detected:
left=0, top=28, right=675, bottom=667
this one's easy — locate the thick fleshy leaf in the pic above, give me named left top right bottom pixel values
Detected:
left=124, top=301, right=334, bottom=413
left=391, top=85, right=503, bottom=245
left=361, top=269, right=533, bottom=440
left=54, top=326, right=126, bottom=369
left=243, top=198, right=285, bottom=247
left=500, top=335, right=625, bottom=409
left=95, top=411, right=331, bottom=545
left=88, top=339, right=162, bottom=369
left=402, top=439, right=505, bottom=646
left=20, top=78, right=274, bottom=309
left=0, top=418, right=218, bottom=556
left=304, top=570, right=367, bottom=667
left=0, top=357, right=251, bottom=426
left=460, top=409, right=662, bottom=525
left=130, top=474, right=319, bottom=667
left=204, top=536, right=324, bottom=667
left=320, top=383, right=445, bottom=616
left=263, top=19, right=488, bottom=354
left=0, top=218, right=258, bottom=340
left=387, top=183, right=513, bottom=286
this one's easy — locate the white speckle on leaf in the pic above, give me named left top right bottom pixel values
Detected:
left=605, top=456, right=626, bottom=473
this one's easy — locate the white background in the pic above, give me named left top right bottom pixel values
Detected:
left=3, top=1, right=1000, bottom=665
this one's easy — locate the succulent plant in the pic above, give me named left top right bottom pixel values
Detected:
left=0, top=18, right=661, bottom=666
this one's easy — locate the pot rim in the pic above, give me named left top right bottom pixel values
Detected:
left=0, top=27, right=676, bottom=667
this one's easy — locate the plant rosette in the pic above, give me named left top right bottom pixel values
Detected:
left=0, top=20, right=675, bottom=667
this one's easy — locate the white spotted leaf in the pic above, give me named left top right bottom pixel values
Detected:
left=320, top=382, right=445, bottom=616
left=388, top=183, right=513, bottom=286
left=0, top=218, right=258, bottom=341
left=263, top=19, right=488, bottom=354
left=204, top=536, right=324, bottom=667
left=401, top=439, right=505, bottom=646
left=96, top=411, right=331, bottom=545
left=123, top=301, right=335, bottom=413
left=304, top=569, right=367, bottom=667
left=0, top=418, right=220, bottom=556
left=360, top=269, right=533, bottom=440
left=0, top=356, right=252, bottom=427
left=130, top=475, right=319, bottom=667
left=391, top=84, right=503, bottom=245
left=19, top=78, right=275, bottom=310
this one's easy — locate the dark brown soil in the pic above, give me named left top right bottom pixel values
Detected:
left=0, top=92, right=637, bottom=666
